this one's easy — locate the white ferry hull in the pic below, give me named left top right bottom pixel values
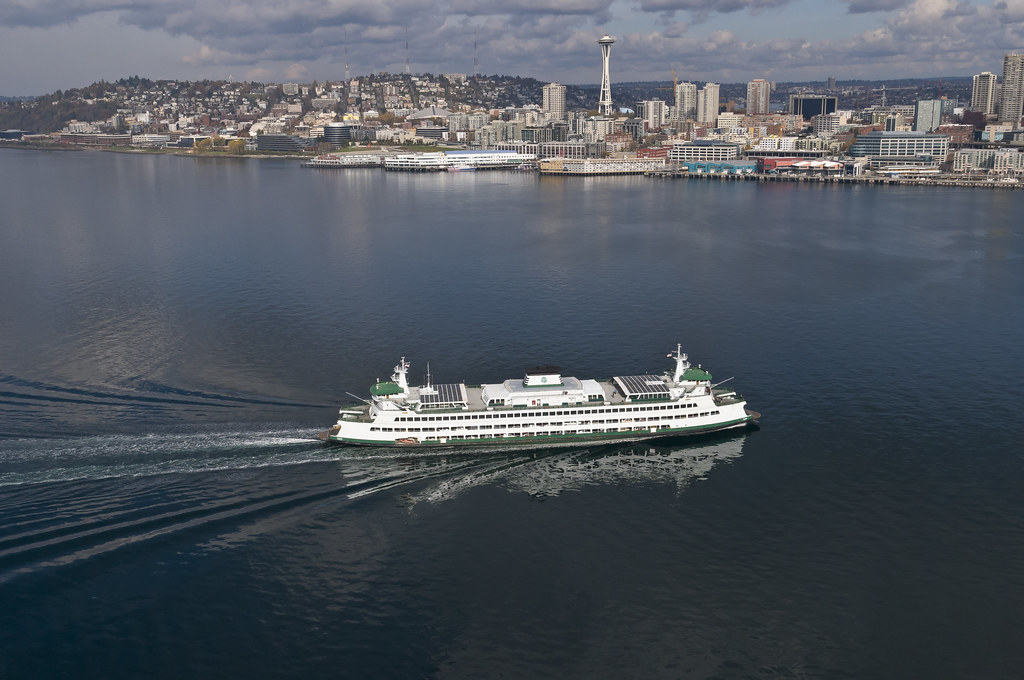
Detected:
left=321, top=346, right=759, bottom=449
left=321, top=412, right=757, bottom=448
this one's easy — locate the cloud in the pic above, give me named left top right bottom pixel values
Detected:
left=635, top=0, right=792, bottom=12
left=4, top=0, right=1024, bottom=90
left=183, top=44, right=232, bottom=67
left=285, top=62, right=309, bottom=80
left=840, top=0, right=910, bottom=12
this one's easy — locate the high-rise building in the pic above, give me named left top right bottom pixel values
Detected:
left=914, top=99, right=944, bottom=132
left=674, top=82, right=697, bottom=121
left=697, top=83, right=720, bottom=124
left=789, top=94, right=838, bottom=120
left=972, top=71, right=998, bottom=115
left=636, top=100, right=668, bottom=131
left=746, top=79, right=771, bottom=115
left=542, top=82, right=567, bottom=121
left=812, top=113, right=842, bottom=138
left=998, top=53, right=1024, bottom=124
left=597, top=35, right=616, bottom=116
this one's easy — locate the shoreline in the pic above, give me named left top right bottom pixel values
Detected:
left=3, top=141, right=1022, bottom=189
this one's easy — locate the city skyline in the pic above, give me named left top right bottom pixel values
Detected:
left=2, top=0, right=1024, bottom=96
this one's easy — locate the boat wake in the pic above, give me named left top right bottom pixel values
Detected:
left=0, top=427, right=329, bottom=487
left=0, top=428, right=752, bottom=585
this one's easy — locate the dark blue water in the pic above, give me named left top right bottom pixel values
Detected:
left=2, top=148, right=1023, bottom=678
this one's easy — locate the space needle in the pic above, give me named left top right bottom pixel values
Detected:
left=597, top=34, right=616, bottom=116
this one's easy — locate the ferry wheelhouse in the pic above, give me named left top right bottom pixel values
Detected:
left=319, top=345, right=759, bottom=447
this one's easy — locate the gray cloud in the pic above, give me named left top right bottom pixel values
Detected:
left=635, top=0, right=792, bottom=12
left=4, top=0, right=1024, bottom=91
left=840, top=0, right=909, bottom=13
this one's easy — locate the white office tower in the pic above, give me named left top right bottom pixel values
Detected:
left=598, top=35, right=616, bottom=116
left=747, top=79, right=771, bottom=115
left=972, top=71, right=998, bottom=115
left=913, top=99, right=944, bottom=132
left=998, top=53, right=1024, bottom=124
left=674, top=82, right=697, bottom=121
left=697, top=83, right=720, bottom=124
left=543, top=82, right=567, bottom=121
left=637, top=100, right=668, bottom=131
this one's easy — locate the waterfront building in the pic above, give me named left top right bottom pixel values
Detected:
left=542, top=83, right=567, bottom=121
left=747, top=79, right=771, bottom=115
left=680, top=160, right=758, bottom=175
left=697, top=84, right=720, bottom=124
left=758, top=158, right=843, bottom=175
left=384, top=150, right=536, bottom=171
left=847, top=131, right=949, bottom=170
left=537, top=141, right=589, bottom=159
left=744, top=147, right=830, bottom=161
left=789, top=94, right=838, bottom=120
left=598, top=35, right=616, bottom=116
left=999, top=53, right=1024, bottom=124
left=952, top=147, right=1024, bottom=174
left=59, top=132, right=132, bottom=146
left=667, top=140, right=739, bottom=163
left=971, top=71, right=998, bottom=115
left=255, top=134, right=308, bottom=152
left=847, top=131, right=948, bottom=158
left=131, top=134, right=171, bottom=147
left=674, top=82, right=697, bottom=122
left=538, top=157, right=664, bottom=175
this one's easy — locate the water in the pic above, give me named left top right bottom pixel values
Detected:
left=2, top=148, right=1023, bottom=678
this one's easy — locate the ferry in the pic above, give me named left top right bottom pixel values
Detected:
left=319, top=345, right=759, bottom=447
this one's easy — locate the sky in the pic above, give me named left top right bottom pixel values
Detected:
left=1, top=0, right=1023, bottom=96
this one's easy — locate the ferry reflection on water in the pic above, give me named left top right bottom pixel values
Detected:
left=333, top=430, right=753, bottom=505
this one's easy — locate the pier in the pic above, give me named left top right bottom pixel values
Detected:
left=644, top=169, right=1024, bottom=189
